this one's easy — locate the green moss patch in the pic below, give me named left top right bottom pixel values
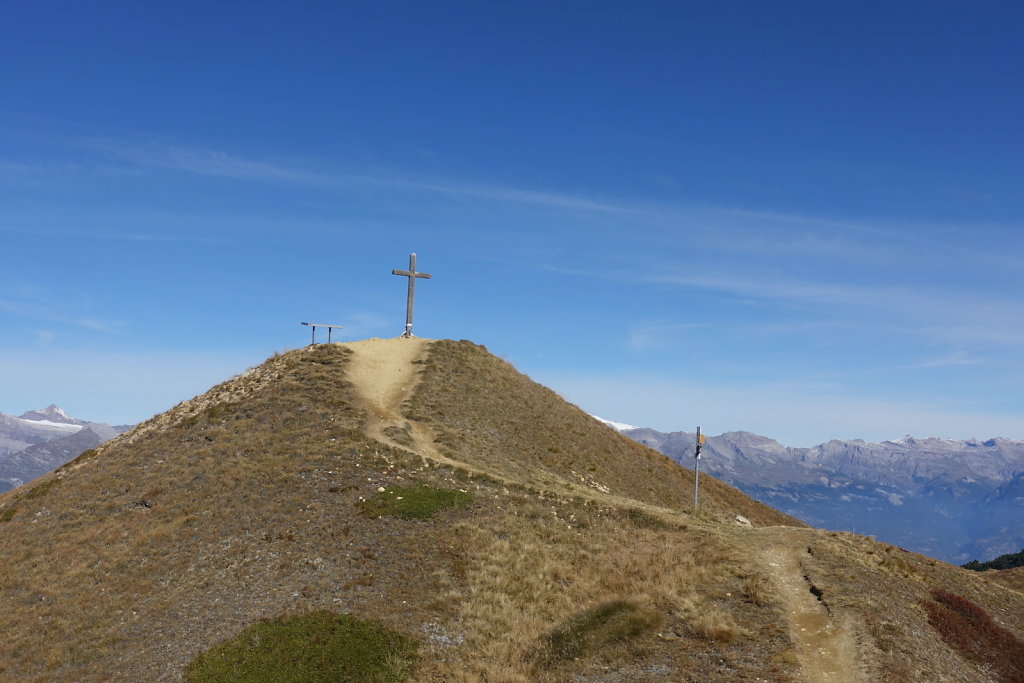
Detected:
left=359, top=483, right=473, bottom=520
left=185, top=610, right=417, bottom=682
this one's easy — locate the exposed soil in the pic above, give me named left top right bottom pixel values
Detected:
left=342, top=337, right=428, bottom=416
left=763, top=539, right=865, bottom=682
left=341, top=337, right=463, bottom=469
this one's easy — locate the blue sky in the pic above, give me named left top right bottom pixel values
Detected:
left=2, top=1, right=1023, bottom=446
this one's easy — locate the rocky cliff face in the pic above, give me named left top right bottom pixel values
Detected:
left=621, top=427, right=1024, bottom=564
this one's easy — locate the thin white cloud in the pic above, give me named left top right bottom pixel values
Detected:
left=90, top=141, right=625, bottom=213
left=648, top=270, right=1024, bottom=347
left=22, top=137, right=1023, bottom=275
left=907, top=350, right=983, bottom=369
left=0, top=287, right=122, bottom=334
left=627, top=322, right=709, bottom=350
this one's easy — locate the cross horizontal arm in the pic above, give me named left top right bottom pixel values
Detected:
left=392, top=269, right=432, bottom=279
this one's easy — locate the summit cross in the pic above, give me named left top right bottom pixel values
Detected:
left=391, top=252, right=432, bottom=338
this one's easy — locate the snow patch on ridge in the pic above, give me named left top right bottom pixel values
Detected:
left=17, top=418, right=83, bottom=432
left=591, top=415, right=638, bottom=432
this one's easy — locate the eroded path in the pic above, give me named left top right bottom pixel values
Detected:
left=762, top=539, right=865, bottom=682
left=340, top=337, right=461, bottom=467
left=342, top=337, right=428, bottom=418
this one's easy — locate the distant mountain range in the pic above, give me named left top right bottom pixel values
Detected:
left=596, top=418, right=1024, bottom=564
left=0, top=405, right=131, bottom=493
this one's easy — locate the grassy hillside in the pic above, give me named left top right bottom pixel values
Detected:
left=1, top=340, right=1022, bottom=681
left=982, top=565, right=1024, bottom=593
left=406, top=339, right=799, bottom=527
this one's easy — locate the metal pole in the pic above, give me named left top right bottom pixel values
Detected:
left=693, top=426, right=702, bottom=510
left=404, top=253, right=416, bottom=337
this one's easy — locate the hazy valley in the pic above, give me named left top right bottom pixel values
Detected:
left=614, top=425, right=1024, bottom=565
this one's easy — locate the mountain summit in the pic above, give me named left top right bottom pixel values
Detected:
left=0, top=406, right=128, bottom=493
left=18, top=404, right=87, bottom=426
left=1, top=339, right=1022, bottom=681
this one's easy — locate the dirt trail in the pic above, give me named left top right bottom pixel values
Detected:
left=340, top=337, right=462, bottom=467
left=762, top=541, right=865, bottom=682
left=342, top=337, right=428, bottom=419
left=340, top=337, right=607, bottom=499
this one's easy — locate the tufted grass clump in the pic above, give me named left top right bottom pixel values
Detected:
left=185, top=611, right=417, bottom=682
left=532, top=599, right=662, bottom=666
left=359, top=483, right=473, bottom=520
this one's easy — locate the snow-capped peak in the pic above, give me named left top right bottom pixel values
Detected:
left=18, top=404, right=85, bottom=427
left=591, top=415, right=638, bottom=432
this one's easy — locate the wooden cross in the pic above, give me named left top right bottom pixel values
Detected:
left=391, top=253, right=431, bottom=338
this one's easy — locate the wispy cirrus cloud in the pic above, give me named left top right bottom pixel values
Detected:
left=907, top=350, right=983, bottom=369
left=627, top=322, right=709, bottom=350
left=647, top=269, right=1024, bottom=345
left=20, top=137, right=1024, bottom=275
left=89, top=141, right=625, bottom=213
left=0, top=285, right=122, bottom=334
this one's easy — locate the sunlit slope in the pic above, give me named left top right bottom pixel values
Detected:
left=406, top=339, right=799, bottom=527
left=1, top=340, right=1021, bottom=682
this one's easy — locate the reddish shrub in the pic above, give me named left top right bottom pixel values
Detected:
left=924, top=589, right=1024, bottom=682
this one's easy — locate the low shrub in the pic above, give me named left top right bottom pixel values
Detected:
left=924, top=589, right=1024, bottom=682
left=185, top=611, right=417, bottom=682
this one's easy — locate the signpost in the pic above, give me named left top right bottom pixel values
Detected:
left=391, top=253, right=432, bottom=338
left=693, top=426, right=705, bottom=510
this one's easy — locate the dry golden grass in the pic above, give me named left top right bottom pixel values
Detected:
left=1, top=339, right=1022, bottom=681
left=406, top=339, right=801, bottom=527
left=742, top=572, right=772, bottom=607
left=691, top=607, right=743, bottom=643
left=789, top=529, right=1024, bottom=682
left=982, top=566, right=1024, bottom=593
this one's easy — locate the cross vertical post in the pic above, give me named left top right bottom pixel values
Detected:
left=391, top=253, right=432, bottom=338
